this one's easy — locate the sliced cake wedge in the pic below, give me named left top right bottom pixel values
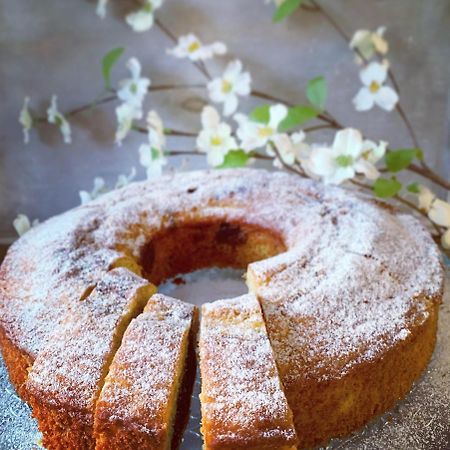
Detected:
left=26, top=267, right=156, bottom=450
left=94, top=294, right=198, bottom=450
left=199, top=293, right=298, bottom=450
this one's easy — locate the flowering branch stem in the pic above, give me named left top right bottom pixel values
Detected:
left=269, top=142, right=307, bottom=177
left=250, top=89, right=342, bottom=129
left=155, top=18, right=212, bottom=80
left=408, top=163, right=450, bottom=191
left=309, top=0, right=449, bottom=193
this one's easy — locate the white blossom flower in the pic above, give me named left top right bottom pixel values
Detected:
left=47, top=95, right=72, bottom=144
left=234, top=104, right=287, bottom=152
left=79, top=177, right=108, bottom=204
left=146, top=110, right=166, bottom=150
left=167, top=33, right=227, bottom=61
left=13, top=214, right=39, bottom=237
left=416, top=185, right=435, bottom=212
left=19, top=97, right=33, bottom=144
left=115, top=103, right=138, bottom=144
left=126, top=0, right=163, bottom=32
left=428, top=199, right=450, bottom=228
left=360, top=139, right=388, bottom=164
left=442, top=229, right=450, bottom=250
left=207, top=60, right=251, bottom=116
left=139, top=145, right=167, bottom=179
left=115, top=167, right=137, bottom=189
left=353, top=62, right=399, bottom=112
left=138, top=110, right=167, bottom=178
left=96, top=0, right=108, bottom=18
left=305, top=128, right=380, bottom=185
left=267, top=131, right=310, bottom=169
left=117, top=58, right=151, bottom=111
left=197, top=106, right=237, bottom=167
left=350, top=27, right=388, bottom=61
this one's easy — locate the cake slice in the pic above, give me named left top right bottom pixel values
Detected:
left=199, top=294, right=298, bottom=450
left=94, top=294, right=198, bottom=450
left=26, top=267, right=156, bottom=450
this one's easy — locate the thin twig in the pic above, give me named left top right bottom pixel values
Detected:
left=251, top=90, right=342, bottom=129
left=250, top=89, right=294, bottom=107
left=408, top=163, right=450, bottom=191
left=269, top=143, right=307, bottom=177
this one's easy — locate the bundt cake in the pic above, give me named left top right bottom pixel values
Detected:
left=0, top=168, right=444, bottom=449
left=199, top=294, right=298, bottom=449
left=94, top=294, right=198, bottom=450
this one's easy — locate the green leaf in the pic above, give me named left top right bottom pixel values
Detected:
left=273, top=0, right=303, bottom=23
left=249, top=105, right=270, bottom=124
left=218, top=150, right=250, bottom=169
left=407, top=182, right=420, bottom=193
left=102, top=47, right=124, bottom=90
left=373, top=177, right=402, bottom=198
left=385, top=148, right=422, bottom=173
left=279, top=105, right=318, bottom=132
left=306, top=76, right=327, bottom=111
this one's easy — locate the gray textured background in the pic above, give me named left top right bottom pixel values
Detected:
left=0, top=0, right=449, bottom=244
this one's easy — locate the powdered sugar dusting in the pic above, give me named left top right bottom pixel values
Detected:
left=95, top=294, right=195, bottom=439
left=26, top=268, right=152, bottom=413
left=200, top=294, right=297, bottom=447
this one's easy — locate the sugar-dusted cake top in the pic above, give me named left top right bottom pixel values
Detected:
left=0, top=168, right=443, bottom=381
left=95, top=293, right=196, bottom=447
left=200, top=294, right=298, bottom=449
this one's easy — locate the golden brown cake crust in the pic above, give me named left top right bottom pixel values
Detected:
left=25, top=268, right=155, bottom=450
left=94, top=294, right=197, bottom=450
left=200, top=294, right=298, bottom=450
left=0, top=168, right=444, bottom=449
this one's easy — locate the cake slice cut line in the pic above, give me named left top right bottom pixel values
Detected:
left=25, top=267, right=157, bottom=450
left=94, top=293, right=198, bottom=450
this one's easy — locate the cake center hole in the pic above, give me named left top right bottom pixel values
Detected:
left=158, top=268, right=248, bottom=306
left=139, top=220, right=286, bottom=290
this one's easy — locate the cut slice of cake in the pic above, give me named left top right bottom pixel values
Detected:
left=26, top=267, right=156, bottom=450
left=94, top=294, right=198, bottom=450
left=199, top=293, right=298, bottom=450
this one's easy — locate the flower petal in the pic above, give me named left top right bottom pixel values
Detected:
left=268, top=104, right=288, bottom=130
left=441, top=228, right=450, bottom=250
left=223, top=94, right=238, bottom=117
left=360, top=61, right=387, bottom=86
left=353, top=87, right=375, bottom=111
left=201, top=105, right=220, bottom=128
left=332, top=128, right=363, bottom=158
left=126, top=9, right=154, bottom=32
left=417, top=185, right=435, bottom=212
left=375, top=86, right=399, bottom=111
left=428, top=199, right=450, bottom=227
left=354, top=159, right=380, bottom=180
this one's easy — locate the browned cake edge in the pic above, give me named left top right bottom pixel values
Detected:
left=283, top=293, right=441, bottom=449
left=0, top=325, right=34, bottom=401
left=25, top=280, right=156, bottom=450
left=93, top=301, right=199, bottom=450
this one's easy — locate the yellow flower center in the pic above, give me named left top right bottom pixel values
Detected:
left=361, top=149, right=371, bottom=160
left=222, top=80, right=232, bottom=93
left=210, top=136, right=222, bottom=146
left=258, top=126, right=273, bottom=138
left=188, top=41, right=200, bottom=53
left=369, top=81, right=380, bottom=93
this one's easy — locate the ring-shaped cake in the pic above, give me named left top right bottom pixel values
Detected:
left=0, top=168, right=443, bottom=449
